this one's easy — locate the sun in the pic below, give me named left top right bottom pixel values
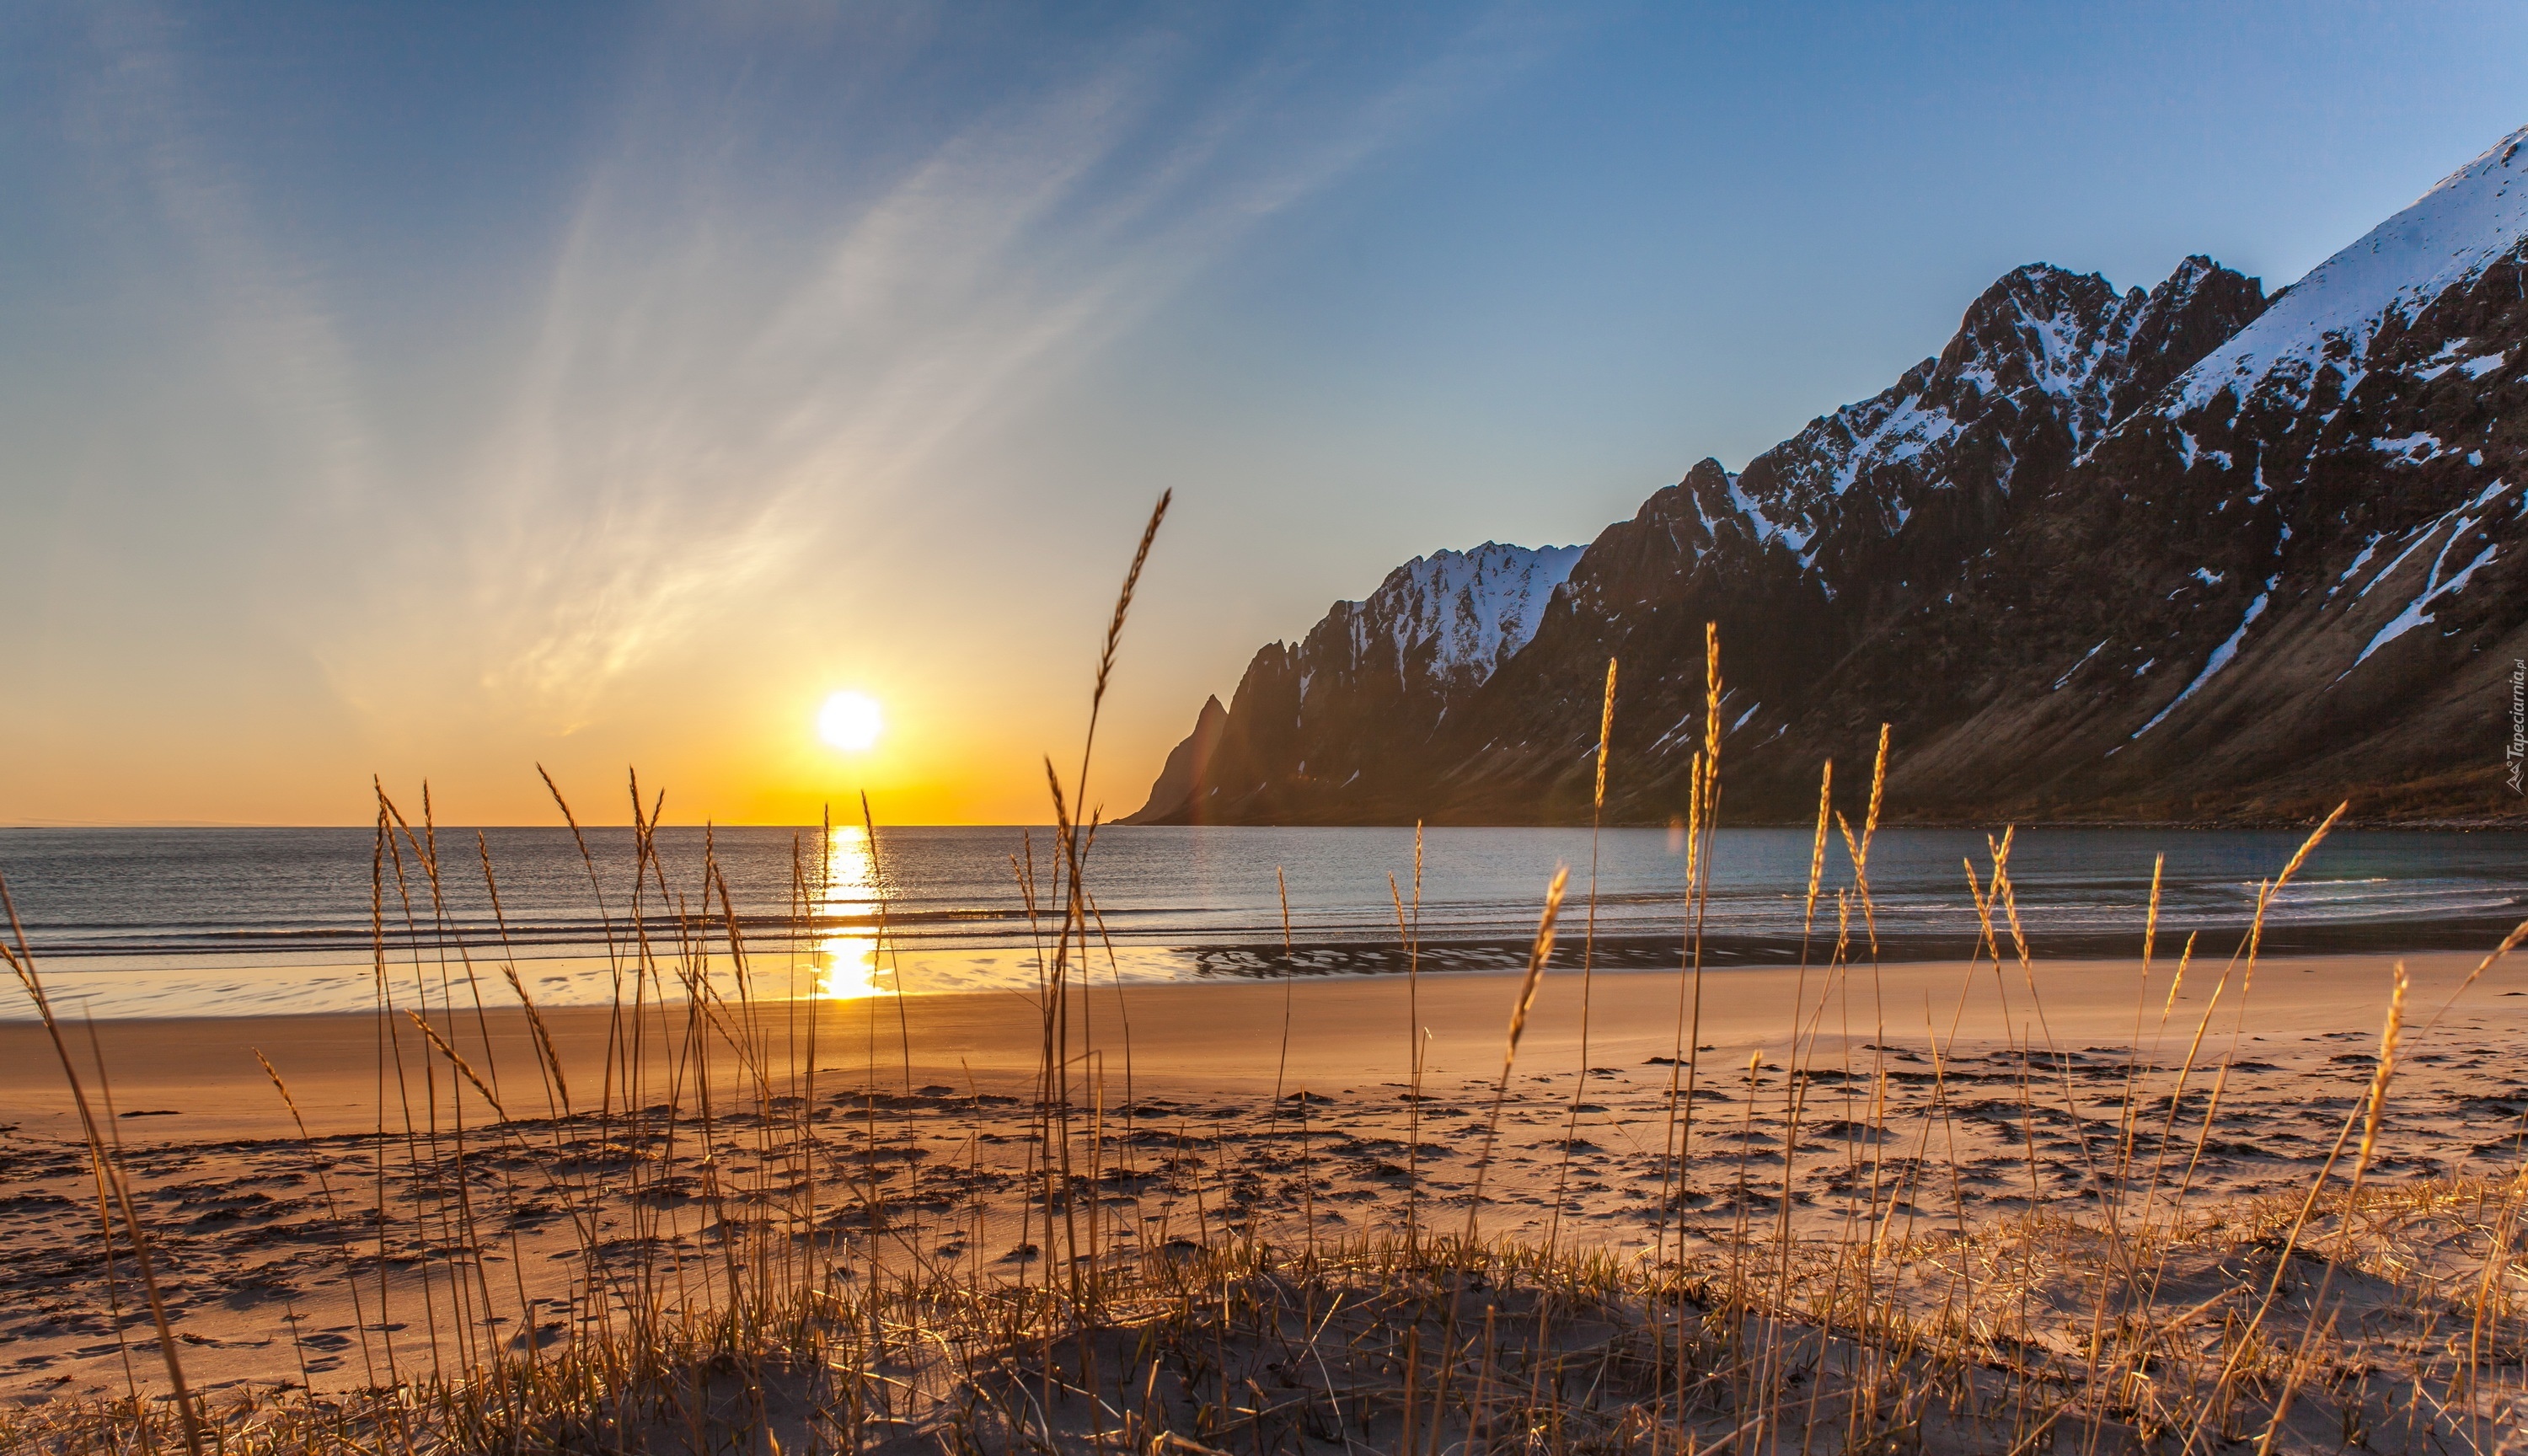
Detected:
left=817, top=691, right=883, bottom=752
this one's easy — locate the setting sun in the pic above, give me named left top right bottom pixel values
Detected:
left=817, top=691, right=884, bottom=752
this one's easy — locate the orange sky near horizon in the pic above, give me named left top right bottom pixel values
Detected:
left=0, top=562, right=1195, bottom=830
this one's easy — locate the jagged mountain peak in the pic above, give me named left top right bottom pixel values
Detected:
left=1336, top=540, right=1584, bottom=688
left=1728, top=254, right=2265, bottom=567
left=2108, top=256, right=2268, bottom=420
left=1939, top=262, right=2127, bottom=388
left=1931, top=257, right=2267, bottom=438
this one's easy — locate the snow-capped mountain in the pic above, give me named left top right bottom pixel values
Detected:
left=1134, top=124, right=2528, bottom=826
left=1340, top=543, right=1586, bottom=693
left=1122, top=543, right=1581, bottom=823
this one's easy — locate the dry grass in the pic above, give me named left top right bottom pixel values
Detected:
left=5, top=496, right=2528, bottom=1453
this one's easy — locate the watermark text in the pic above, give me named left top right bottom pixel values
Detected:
left=2509, top=657, right=2525, bottom=795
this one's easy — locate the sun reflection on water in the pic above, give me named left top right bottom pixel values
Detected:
left=817, top=824, right=895, bottom=999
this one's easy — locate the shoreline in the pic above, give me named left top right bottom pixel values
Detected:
left=1, top=948, right=2493, bottom=1138
left=8, top=815, right=2527, bottom=831
left=9, top=918, right=2526, bottom=1025
left=1118, top=812, right=2528, bottom=831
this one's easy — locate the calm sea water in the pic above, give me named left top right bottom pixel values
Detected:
left=0, top=825, right=2520, bottom=1018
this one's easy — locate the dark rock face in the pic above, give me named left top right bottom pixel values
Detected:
left=1139, top=127, right=2528, bottom=825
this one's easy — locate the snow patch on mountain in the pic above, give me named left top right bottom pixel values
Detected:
left=2356, top=543, right=2498, bottom=665
left=2348, top=479, right=2517, bottom=666
left=2412, top=337, right=2511, bottom=382
left=2174, top=125, right=2528, bottom=415
left=1715, top=470, right=1813, bottom=552
left=1350, top=542, right=1584, bottom=687
left=2133, top=581, right=2274, bottom=737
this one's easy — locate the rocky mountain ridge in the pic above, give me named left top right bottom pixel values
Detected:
left=1122, top=542, right=1579, bottom=824
left=1128, top=126, right=2528, bottom=826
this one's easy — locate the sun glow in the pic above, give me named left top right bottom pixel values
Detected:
left=817, top=691, right=883, bottom=752
left=815, top=823, right=894, bottom=999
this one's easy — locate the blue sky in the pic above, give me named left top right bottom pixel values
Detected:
left=2, top=1, right=2522, bottom=823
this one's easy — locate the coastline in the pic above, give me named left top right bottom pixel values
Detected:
left=1, top=947, right=2495, bottom=1143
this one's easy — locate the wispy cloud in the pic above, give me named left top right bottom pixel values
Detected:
left=47, top=1, right=1540, bottom=745
left=376, top=4, right=1540, bottom=728
left=78, top=3, right=373, bottom=509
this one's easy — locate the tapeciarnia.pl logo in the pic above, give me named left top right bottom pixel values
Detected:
left=2509, top=658, right=2525, bottom=795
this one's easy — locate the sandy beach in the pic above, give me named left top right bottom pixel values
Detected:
left=5, top=947, right=2519, bottom=1405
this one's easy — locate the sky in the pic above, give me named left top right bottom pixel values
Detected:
left=2, top=1, right=2523, bottom=827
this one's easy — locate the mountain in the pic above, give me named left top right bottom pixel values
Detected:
left=1123, top=543, right=1582, bottom=823
left=1136, top=125, right=2528, bottom=826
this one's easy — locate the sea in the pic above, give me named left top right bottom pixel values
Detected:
left=0, top=824, right=2521, bottom=1019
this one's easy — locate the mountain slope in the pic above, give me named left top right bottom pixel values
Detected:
left=1139, top=125, right=2528, bottom=826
